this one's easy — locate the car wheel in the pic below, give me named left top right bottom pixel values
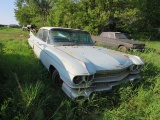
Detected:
left=51, top=69, right=63, bottom=85
left=118, top=46, right=127, bottom=52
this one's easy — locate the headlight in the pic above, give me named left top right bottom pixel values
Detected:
left=73, top=76, right=83, bottom=84
left=73, top=75, right=94, bottom=85
left=130, top=65, right=137, bottom=72
left=136, top=65, right=142, bottom=70
left=129, top=65, right=142, bottom=72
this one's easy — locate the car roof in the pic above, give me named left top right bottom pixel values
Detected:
left=40, top=27, right=86, bottom=32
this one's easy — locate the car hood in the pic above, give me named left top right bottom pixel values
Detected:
left=54, top=46, right=133, bottom=74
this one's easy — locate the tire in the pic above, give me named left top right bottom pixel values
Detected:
left=118, top=46, right=127, bottom=52
left=51, top=69, right=63, bottom=85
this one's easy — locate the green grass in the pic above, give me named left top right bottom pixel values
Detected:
left=0, top=28, right=160, bottom=120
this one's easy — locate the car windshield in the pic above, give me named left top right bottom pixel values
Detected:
left=48, top=29, right=94, bottom=45
left=115, top=33, right=128, bottom=39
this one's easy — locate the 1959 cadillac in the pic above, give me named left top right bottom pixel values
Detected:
left=28, top=27, right=144, bottom=100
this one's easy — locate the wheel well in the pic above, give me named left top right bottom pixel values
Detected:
left=118, top=45, right=124, bottom=48
left=49, top=65, right=56, bottom=74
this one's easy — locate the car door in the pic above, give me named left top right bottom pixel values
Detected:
left=38, top=29, right=49, bottom=67
left=33, top=29, right=47, bottom=58
left=32, top=29, right=42, bottom=57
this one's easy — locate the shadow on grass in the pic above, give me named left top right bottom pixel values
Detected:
left=0, top=50, right=68, bottom=119
left=0, top=42, right=5, bottom=81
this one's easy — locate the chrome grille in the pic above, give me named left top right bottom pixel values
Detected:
left=94, top=70, right=127, bottom=78
left=132, top=44, right=145, bottom=49
left=138, top=44, right=145, bottom=48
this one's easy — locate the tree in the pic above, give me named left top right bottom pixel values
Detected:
left=15, top=0, right=160, bottom=38
left=15, top=0, right=52, bottom=26
left=15, top=0, right=33, bottom=25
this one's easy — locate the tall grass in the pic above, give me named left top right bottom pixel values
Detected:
left=0, top=28, right=160, bottom=119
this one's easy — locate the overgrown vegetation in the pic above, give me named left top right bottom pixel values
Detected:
left=0, top=28, right=160, bottom=119
left=14, top=0, right=160, bottom=38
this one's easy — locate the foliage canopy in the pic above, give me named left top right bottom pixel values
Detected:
left=15, top=0, right=160, bottom=37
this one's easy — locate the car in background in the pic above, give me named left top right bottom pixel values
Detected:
left=28, top=27, right=144, bottom=101
left=92, top=32, right=145, bottom=52
left=22, top=25, right=28, bottom=31
left=22, top=25, right=37, bottom=32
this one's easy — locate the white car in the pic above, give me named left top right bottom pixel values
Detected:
left=28, top=27, right=144, bottom=100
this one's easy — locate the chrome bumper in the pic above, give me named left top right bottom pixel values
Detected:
left=62, top=74, right=141, bottom=100
left=130, top=48, right=145, bottom=52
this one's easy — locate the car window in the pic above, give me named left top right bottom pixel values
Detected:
left=37, top=29, right=48, bottom=42
left=37, top=29, right=43, bottom=40
left=108, top=33, right=114, bottom=39
left=48, top=29, right=94, bottom=45
left=42, top=30, right=48, bottom=42
left=115, top=33, right=128, bottom=39
left=49, top=31, right=69, bottom=42
left=70, top=33, right=90, bottom=44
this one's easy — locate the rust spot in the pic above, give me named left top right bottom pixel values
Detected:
left=124, top=54, right=129, bottom=58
